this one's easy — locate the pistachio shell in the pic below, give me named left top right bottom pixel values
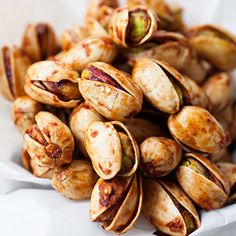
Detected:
left=210, top=148, right=232, bottom=163
left=217, top=162, right=236, bottom=189
left=87, top=18, right=109, bottom=37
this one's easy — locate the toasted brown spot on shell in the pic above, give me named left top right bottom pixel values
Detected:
left=99, top=163, right=111, bottom=175
left=165, top=217, right=184, bottom=233
left=91, top=130, right=99, bottom=138
left=45, top=143, right=62, bottom=159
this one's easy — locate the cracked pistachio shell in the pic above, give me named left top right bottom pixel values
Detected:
left=12, top=96, right=43, bottom=133
left=52, top=160, right=98, bottom=200
left=140, top=137, right=182, bottom=177
left=187, top=25, right=236, bottom=70
left=168, top=106, right=230, bottom=154
left=85, top=121, right=140, bottom=179
left=0, top=46, right=31, bottom=101
left=69, top=102, right=105, bottom=158
left=22, top=23, right=57, bottom=62
left=56, top=35, right=117, bottom=72
left=79, top=61, right=143, bottom=121
left=143, top=178, right=200, bottom=236
left=24, top=60, right=81, bottom=108
left=90, top=174, right=143, bottom=234
left=109, top=5, right=158, bottom=48
left=24, top=111, right=74, bottom=168
left=203, top=73, right=233, bottom=114
left=217, top=162, right=236, bottom=189
left=177, top=153, right=230, bottom=210
left=132, top=59, right=191, bottom=114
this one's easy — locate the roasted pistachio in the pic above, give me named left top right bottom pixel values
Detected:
left=24, top=111, right=74, bottom=168
left=87, top=17, right=109, bottom=37
left=143, top=178, right=200, bottom=236
left=80, top=62, right=143, bottom=121
left=177, top=153, right=230, bottom=210
left=217, top=162, right=236, bottom=189
left=210, top=148, right=232, bottom=163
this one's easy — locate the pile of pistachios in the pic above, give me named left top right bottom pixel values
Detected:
left=1, top=0, right=236, bottom=235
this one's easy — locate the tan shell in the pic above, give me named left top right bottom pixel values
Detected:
left=0, top=46, right=31, bottom=101
left=52, top=160, right=98, bottom=200
left=132, top=59, right=191, bottom=114
left=210, top=148, right=232, bottom=163
left=24, top=60, right=81, bottom=108
left=87, top=17, right=109, bottom=37
left=187, top=25, right=236, bottom=70
left=168, top=106, right=230, bottom=153
left=79, top=61, right=143, bottom=121
left=217, top=162, right=236, bottom=189
left=143, top=178, right=200, bottom=236
left=69, top=101, right=105, bottom=157
left=55, top=35, right=117, bottom=72
left=140, top=137, right=182, bottom=177
left=12, top=96, right=43, bottom=133
left=176, top=153, right=230, bottom=210
left=24, top=111, right=74, bottom=168
left=85, top=121, right=140, bottom=179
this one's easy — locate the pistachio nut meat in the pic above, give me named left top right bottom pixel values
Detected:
left=0, top=46, right=31, bottom=101
left=109, top=5, right=158, bottom=48
left=90, top=173, right=142, bottom=234
left=85, top=121, right=139, bottom=179
left=177, top=153, right=230, bottom=210
left=52, top=160, right=98, bottom=200
left=143, top=178, right=200, bottom=236
left=24, top=111, right=74, bottom=168
left=24, top=60, right=81, bottom=108
left=168, top=106, right=230, bottom=153
left=80, top=62, right=143, bottom=121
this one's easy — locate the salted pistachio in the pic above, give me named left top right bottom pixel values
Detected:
left=22, top=23, right=57, bottom=62
left=140, top=137, right=182, bottom=177
left=24, top=111, right=74, bottom=168
left=52, top=160, right=98, bottom=200
left=24, top=60, right=81, bottom=108
left=69, top=101, right=105, bottom=158
left=168, top=106, right=230, bottom=154
left=187, top=25, right=236, bottom=70
left=109, top=5, right=158, bottom=48
left=202, top=73, right=233, bottom=114
left=0, top=46, right=31, bottom=101
left=143, top=178, right=200, bottom=236
left=210, top=148, right=232, bottom=163
left=217, top=162, right=236, bottom=189
left=177, top=153, right=230, bottom=210
left=85, top=121, right=139, bottom=179
left=56, top=35, right=117, bottom=72
left=133, top=59, right=191, bottom=114
left=80, top=62, right=143, bottom=121
left=90, top=173, right=142, bottom=234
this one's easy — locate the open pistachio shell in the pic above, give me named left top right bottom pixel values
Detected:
left=177, top=153, right=230, bottom=210
left=85, top=121, right=140, bottom=179
left=168, top=106, right=230, bottom=153
left=109, top=5, right=158, bottom=47
left=24, top=60, right=81, bottom=108
left=24, top=111, right=74, bottom=168
left=217, top=162, right=236, bottom=189
left=79, top=61, right=143, bottom=121
left=90, top=174, right=143, bottom=234
left=0, top=46, right=31, bottom=101
left=132, top=58, right=191, bottom=114
left=143, top=178, right=200, bottom=236
left=187, top=25, right=236, bottom=70
left=52, top=160, right=98, bottom=200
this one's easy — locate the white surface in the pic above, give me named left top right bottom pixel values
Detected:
left=0, top=0, right=236, bottom=236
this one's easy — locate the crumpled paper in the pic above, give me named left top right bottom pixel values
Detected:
left=0, top=0, right=236, bottom=235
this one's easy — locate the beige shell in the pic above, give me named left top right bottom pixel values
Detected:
left=176, top=153, right=230, bottom=210
left=132, top=59, right=191, bottom=114
left=52, top=160, right=98, bottom=200
left=168, top=106, right=230, bottom=153
left=12, top=96, right=43, bottom=133
left=140, top=137, right=182, bottom=177
left=90, top=174, right=143, bottom=234
left=24, top=111, right=74, bottom=168
left=79, top=61, right=143, bottom=121
left=55, top=35, right=117, bottom=72
left=0, top=46, right=31, bottom=101
left=187, top=25, right=236, bottom=70
left=217, top=162, right=236, bottom=189
left=69, top=101, right=105, bottom=157
left=22, top=23, right=57, bottom=62
left=24, top=60, right=81, bottom=108
left=143, top=178, right=200, bottom=236
left=87, top=17, right=109, bottom=37
left=85, top=121, right=140, bottom=179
